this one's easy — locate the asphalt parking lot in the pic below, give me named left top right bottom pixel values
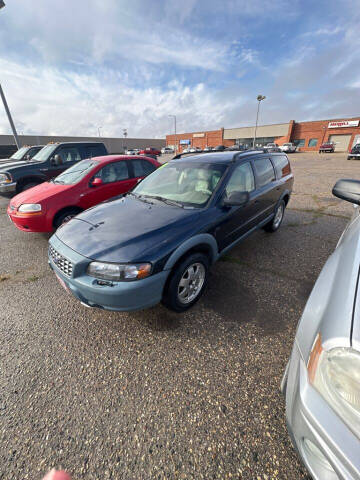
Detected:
left=0, top=152, right=359, bottom=480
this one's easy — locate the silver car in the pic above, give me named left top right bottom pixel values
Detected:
left=282, top=178, right=360, bottom=480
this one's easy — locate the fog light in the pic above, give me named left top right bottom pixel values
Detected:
left=303, top=438, right=334, bottom=472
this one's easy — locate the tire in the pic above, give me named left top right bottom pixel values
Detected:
left=18, top=182, right=39, bottom=193
left=263, top=200, right=285, bottom=233
left=54, top=209, right=79, bottom=229
left=162, top=253, right=209, bottom=312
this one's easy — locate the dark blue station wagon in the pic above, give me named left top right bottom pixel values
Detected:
left=48, top=150, right=294, bottom=312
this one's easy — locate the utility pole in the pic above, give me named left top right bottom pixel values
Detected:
left=168, top=115, right=176, bottom=153
left=253, top=95, right=266, bottom=149
left=0, top=2, right=20, bottom=148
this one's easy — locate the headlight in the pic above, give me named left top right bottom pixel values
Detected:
left=0, top=173, right=11, bottom=183
left=309, top=335, right=360, bottom=437
left=87, top=261, right=151, bottom=281
left=18, top=203, right=42, bottom=213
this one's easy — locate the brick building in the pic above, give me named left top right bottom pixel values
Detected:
left=166, top=116, right=360, bottom=152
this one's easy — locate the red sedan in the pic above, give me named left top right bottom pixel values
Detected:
left=139, top=147, right=161, bottom=156
left=7, top=155, right=160, bottom=232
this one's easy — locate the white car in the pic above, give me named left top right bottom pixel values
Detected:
left=161, top=147, right=174, bottom=154
left=264, top=143, right=278, bottom=150
left=280, top=143, right=297, bottom=153
left=126, top=149, right=136, bottom=155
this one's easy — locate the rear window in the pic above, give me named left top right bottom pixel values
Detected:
left=272, top=155, right=291, bottom=178
left=253, top=157, right=275, bottom=187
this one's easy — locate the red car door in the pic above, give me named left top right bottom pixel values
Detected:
left=79, top=160, right=136, bottom=209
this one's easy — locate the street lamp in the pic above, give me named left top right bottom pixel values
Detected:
left=168, top=115, right=177, bottom=153
left=98, top=126, right=102, bottom=137
left=0, top=2, right=20, bottom=148
left=253, top=94, right=266, bottom=149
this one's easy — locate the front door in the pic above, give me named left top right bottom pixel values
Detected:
left=45, top=145, right=82, bottom=180
left=79, top=160, right=136, bottom=209
left=215, top=161, right=262, bottom=251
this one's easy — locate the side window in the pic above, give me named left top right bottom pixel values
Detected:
left=95, top=161, right=129, bottom=183
left=56, top=146, right=81, bottom=163
left=86, top=145, right=106, bottom=158
left=253, top=157, right=275, bottom=188
left=272, top=155, right=291, bottom=178
left=132, top=159, right=156, bottom=177
left=225, top=162, right=255, bottom=197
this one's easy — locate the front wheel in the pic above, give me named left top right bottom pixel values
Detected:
left=162, top=253, right=209, bottom=312
left=263, top=200, right=285, bottom=233
left=54, top=209, right=79, bottom=229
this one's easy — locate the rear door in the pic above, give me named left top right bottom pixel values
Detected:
left=252, top=156, right=279, bottom=222
left=45, top=145, right=82, bottom=180
left=215, top=161, right=262, bottom=250
left=79, top=160, right=134, bottom=209
left=128, top=158, right=158, bottom=183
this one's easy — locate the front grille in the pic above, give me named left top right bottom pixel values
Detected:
left=49, top=245, right=74, bottom=277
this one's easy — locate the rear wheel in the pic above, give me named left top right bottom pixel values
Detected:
left=54, top=209, right=80, bottom=229
left=263, top=200, right=285, bottom=233
left=162, top=253, right=209, bottom=312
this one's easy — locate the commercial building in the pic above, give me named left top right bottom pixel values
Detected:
left=166, top=116, right=360, bottom=152
left=0, top=134, right=165, bottom=158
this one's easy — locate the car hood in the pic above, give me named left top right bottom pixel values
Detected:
left=10, top=181, right=73, bottom=207
left=55, top=196, right=201, bottom=263
left=0, top=159, right=29, bottom=171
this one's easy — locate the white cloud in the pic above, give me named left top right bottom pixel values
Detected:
left=0, top=59, right=245, bottom=138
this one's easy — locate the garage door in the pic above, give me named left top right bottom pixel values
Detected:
left=328, top=134, right=352, bottom=152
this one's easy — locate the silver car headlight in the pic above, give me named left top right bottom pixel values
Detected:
left=87, top=261, right=151, bottom=281
left=310, top=337, right=360, bottom=436
left=18, top=203, right=42, bottom=213
left=0, top=173, right=12, bottom=183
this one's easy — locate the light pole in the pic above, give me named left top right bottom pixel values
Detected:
left=253, top=95, right=266, bottom=149
left=122, top=128, right=127, bottom=153
left=98, top=126, right=102, bottom=137
left=0, top=2, right=20, bottom=149
left=168, top=115, right=176, bottom=153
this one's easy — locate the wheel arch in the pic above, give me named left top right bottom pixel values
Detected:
left=164, top=234, right=218, bottom=271
left=52, top=205, right=83, bottom=228
left=16, top=175, right=46, bottom=193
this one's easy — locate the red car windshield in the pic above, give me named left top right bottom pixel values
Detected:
left=53, top=159, right=98, bottom=185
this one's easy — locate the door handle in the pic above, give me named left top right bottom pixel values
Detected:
left=39, top=168, right=48, bottom=172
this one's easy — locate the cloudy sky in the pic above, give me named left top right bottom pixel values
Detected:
left=0, top=0, right=359, bottom=138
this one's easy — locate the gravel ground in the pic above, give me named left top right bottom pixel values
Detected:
left=0, top=152, right=359, bottom=480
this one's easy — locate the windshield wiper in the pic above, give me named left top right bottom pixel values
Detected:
left=128, top=192, right=154, bottom=205
left=145, top=195, right=185, bottom=208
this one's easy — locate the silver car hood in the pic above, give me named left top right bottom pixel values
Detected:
left=296, top=207, right=360, bottom=360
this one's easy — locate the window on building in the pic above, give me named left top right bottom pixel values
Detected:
left=294, top=139, right=305, bottom=147
left=308, top=138, right=318, bottom=147
left=272, top=155, right=291, bottom=178
left=253, top=158, right=275, bottom=188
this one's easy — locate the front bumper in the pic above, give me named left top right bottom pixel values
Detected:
left=48, top=234, right=170, bottom=312
left=7, top=207, right=50, bottom=232
left=283, top=342, right=360, bottom=480
left=348, top=154, right=360, bottom=159
left=0, top=182, right=16, bottom=193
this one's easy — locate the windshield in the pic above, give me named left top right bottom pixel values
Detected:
left=32, top=144, right=57, bottom=162
left=10, top=146, right=28, bottom=160
left=132, top=162, right=226, bottom=207
left=53, top=159, right=98, bottom=185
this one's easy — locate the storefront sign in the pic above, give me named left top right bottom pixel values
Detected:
left=193, top=133, right=205, bottom=138
left=328, top=120, right=359, bottom=128
left=180, top=139, right=191, bottom=145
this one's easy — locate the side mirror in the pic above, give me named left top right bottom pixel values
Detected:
left=223, top=191, right=250, bottom=207
left=333, top=179, right=360, bottom=205
left=91, top=177, right=103, bottom=187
